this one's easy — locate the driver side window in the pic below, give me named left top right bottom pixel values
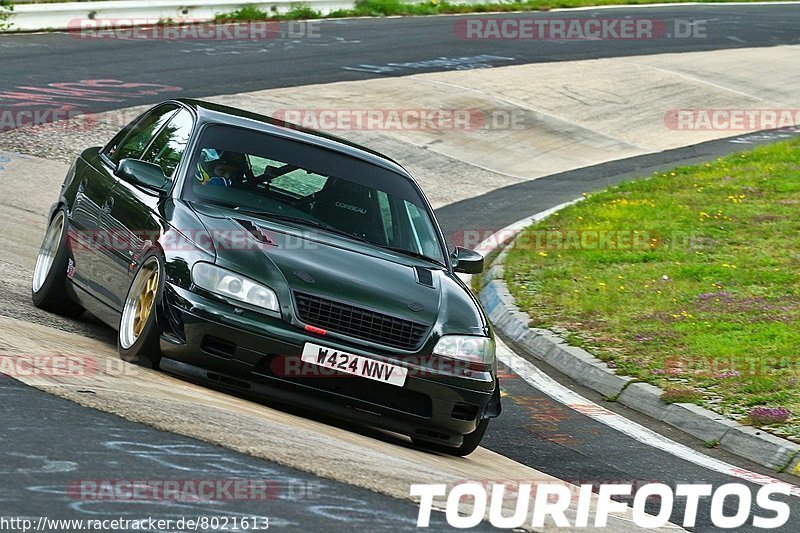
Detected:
left=140, top=109, right=193, bottom=179
left=110, top=105, right=178, bottom=165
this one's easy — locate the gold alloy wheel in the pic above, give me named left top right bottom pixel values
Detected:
left=120, top=257, right=160, bottom=350
left=133, top=268, right=158, bottom=337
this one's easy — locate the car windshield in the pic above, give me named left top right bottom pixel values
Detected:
left=182, top=124, right=445, bottom=265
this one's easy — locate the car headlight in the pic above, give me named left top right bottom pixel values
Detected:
left=192, top=262, right=279, bottom=312
left=433, top=335, right=495, bottom=368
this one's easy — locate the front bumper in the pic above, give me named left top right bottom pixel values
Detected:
left=158, top=284, right=497, bottom=448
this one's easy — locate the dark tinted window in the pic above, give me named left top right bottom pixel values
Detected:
left=102, top=112, right=145, bottom=160
left=111, top=105, right=177, bottom=164
left=183, top=125, right=444, bottom=264
left=140, top=109, right=193, bottom=179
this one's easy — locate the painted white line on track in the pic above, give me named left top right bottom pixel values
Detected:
left=474, top=203, right=800, bottom=498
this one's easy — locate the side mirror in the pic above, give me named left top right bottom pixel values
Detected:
left=116, top=158, right=169, bottom=193
left=451, top=246, right=484, bottom=274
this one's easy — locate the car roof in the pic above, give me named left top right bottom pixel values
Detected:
left=172, top=98, right=415, bottom=181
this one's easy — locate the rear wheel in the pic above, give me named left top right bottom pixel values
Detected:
left=413, top=419, right=489, bottom=457
left=31, top=209, right=84, bottom=317
left=118, top=253, right=164, bottom=368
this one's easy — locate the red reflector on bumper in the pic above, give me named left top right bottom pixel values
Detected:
left=304, top=324, right=327, bottom=336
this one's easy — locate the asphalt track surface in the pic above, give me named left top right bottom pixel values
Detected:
left=0, top=373, right=476, bottom=532
left=1, top=5, right=800, bottom=120
left=2, top=4, right=800, bottom=532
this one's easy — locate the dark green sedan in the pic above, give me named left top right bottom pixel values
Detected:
left=31, top=99, right=501, bottom=455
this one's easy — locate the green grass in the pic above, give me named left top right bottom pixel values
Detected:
left=213, top=5, right=319, bottom=22
left=9, top=0, right=787, bottom=5
left=0, top=0, right=12, bottom=31
left=503, top=139, right=800, bottom=439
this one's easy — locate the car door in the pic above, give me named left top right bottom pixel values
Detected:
left=101, top=107, right=194, bottom=310
left=66, top=147, right=120, bottom=301
left=72, top=104, right=179, bottom=310
left=65, top=107, right=169, bottom=304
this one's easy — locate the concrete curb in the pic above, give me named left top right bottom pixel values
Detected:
left=477, top=208, right=800, bottom=479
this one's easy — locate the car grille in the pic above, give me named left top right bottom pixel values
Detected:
left=293, top=291, right=428, bottom=350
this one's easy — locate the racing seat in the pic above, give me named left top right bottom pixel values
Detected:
left=312, top=178, right=385, bottom=244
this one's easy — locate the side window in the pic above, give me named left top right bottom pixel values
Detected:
left=111, top=105, right=178, bottom=164
left=376, top=191, right=394, bottom=244
left=140, top=109, right=193, bottom=179
left=404, top=201, right=440, bottom=258
left=103, top=112, right=145, bottom=160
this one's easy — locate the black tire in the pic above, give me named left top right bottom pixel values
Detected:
left=117, top=251, right=164, bottom=368
left=413, top=419, right=490, bottom=457
left=31, top=208, right=84, bottom=317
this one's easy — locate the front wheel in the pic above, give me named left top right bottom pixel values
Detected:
left=31, top=209, right=84, bottom=317
left=118, top=252, right=164, bottom=368
left=413, top=419, right=489, bottom=457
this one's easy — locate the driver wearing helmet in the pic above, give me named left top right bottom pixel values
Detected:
left=197, top=151, right=248, bottom=187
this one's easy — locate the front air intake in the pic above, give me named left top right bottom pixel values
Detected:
left=414, top=266, right=434, bottom=288
left=293, top=291, right=428, bottom=350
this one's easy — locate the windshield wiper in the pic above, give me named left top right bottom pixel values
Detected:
left=232, top=208, right=371, bottom=244
left=378, top=245, right=445, bottom=268
left=230, top=207, right=443, bottom=266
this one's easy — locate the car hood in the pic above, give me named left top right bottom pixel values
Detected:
left=190, top=204, right=487, bottom=341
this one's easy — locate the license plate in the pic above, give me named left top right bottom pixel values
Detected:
left=301, top=343, right=407, bottom=387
